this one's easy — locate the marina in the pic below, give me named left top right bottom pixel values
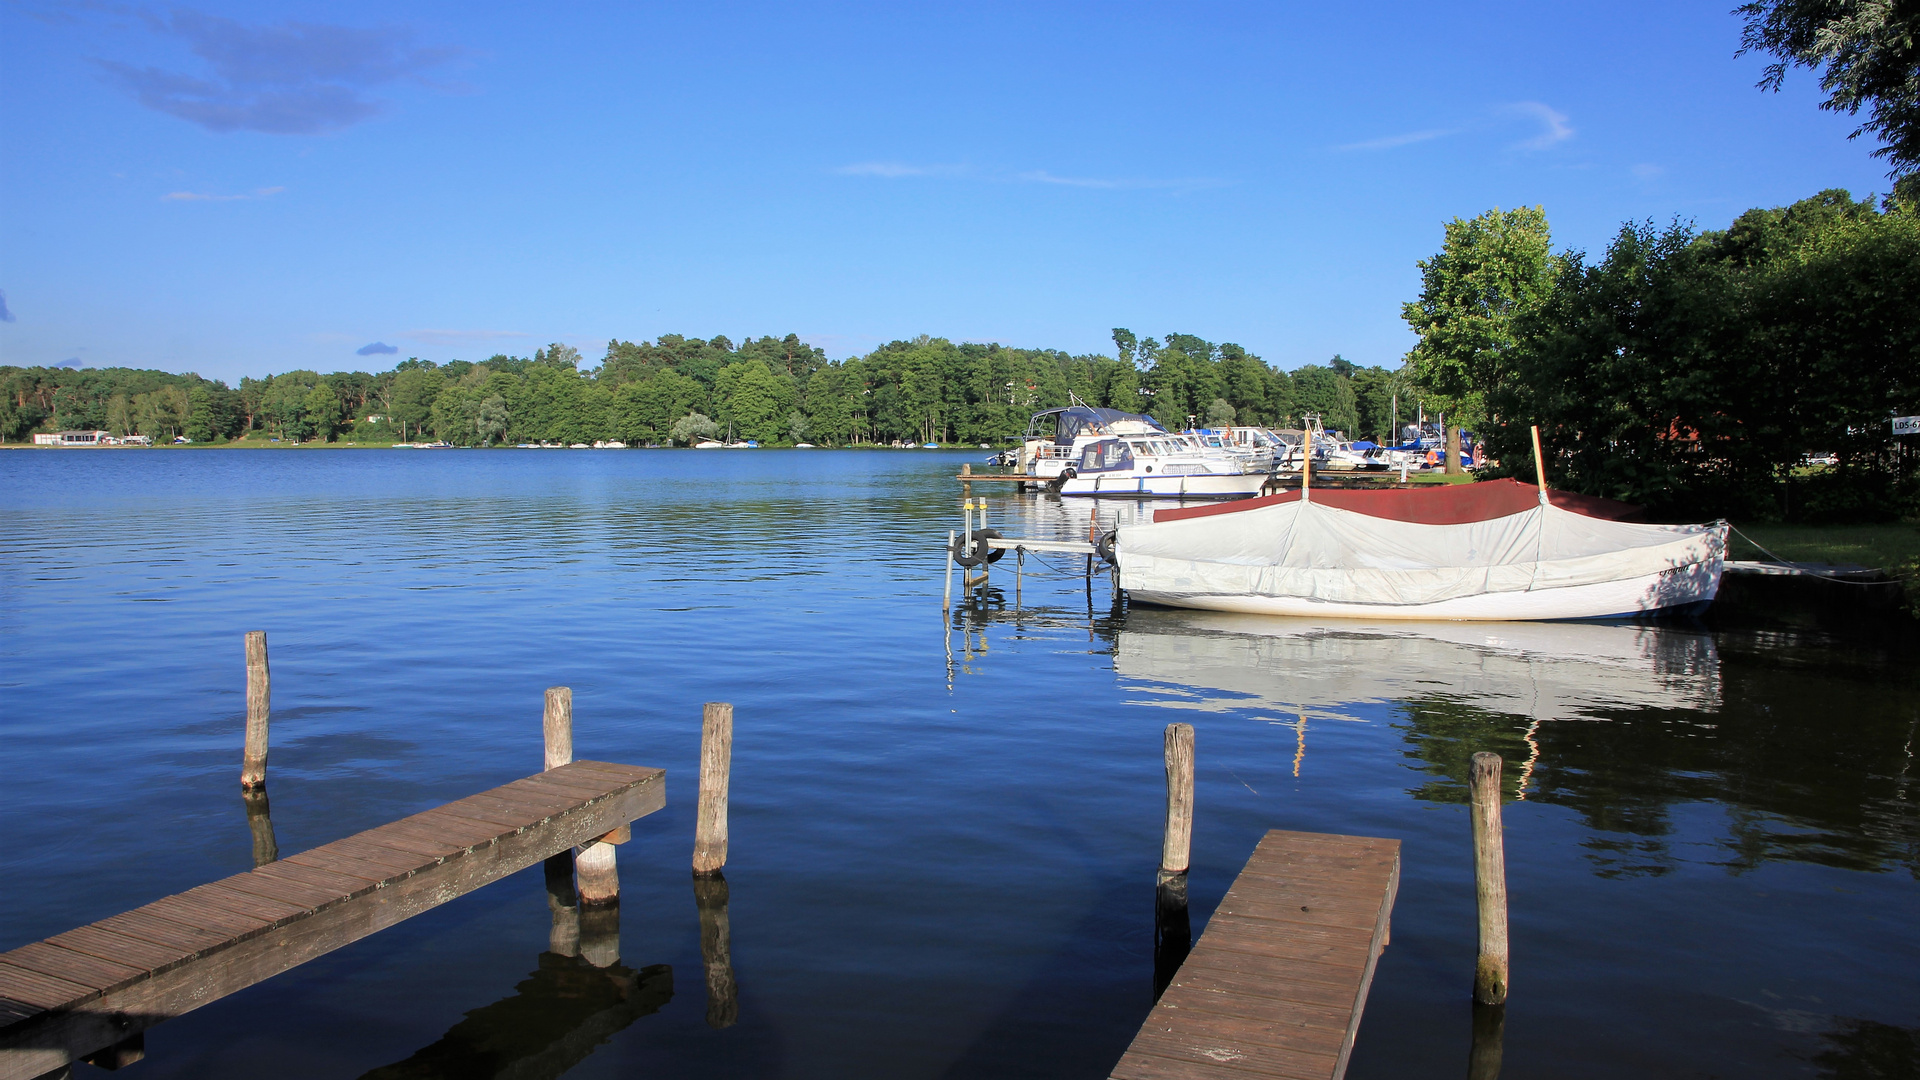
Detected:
left=2, top=449, right=1916, bottom=1079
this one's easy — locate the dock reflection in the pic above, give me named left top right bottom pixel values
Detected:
left=357, top=857, right=669, bottom=1079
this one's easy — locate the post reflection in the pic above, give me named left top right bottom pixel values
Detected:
left=356, top=860, right=668, bottom=1080
left=693, top=872, right=739, bottom=1029
left=1466, top=1001, right=1504, bottom=1080
left=242, top=788, right=278, bottom=867
left=1152, top=869, right=1191, bottom=1001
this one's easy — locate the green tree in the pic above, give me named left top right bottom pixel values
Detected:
left=1401, top=206, right=1556, bottom=426
left=389, top=367, right=444, bottom=441
left=669, top=412, right=718, bottom=445
left=303, top=381, right=342, bottom=442
left=474, top=394, right=510, bottom=445
left=185, top=385, right=216, bottom=442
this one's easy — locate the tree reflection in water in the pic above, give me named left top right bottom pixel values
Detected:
left=1810, top=1016, right=1920, bottom=1080
left=1103, top=609, right=1920, bottom=879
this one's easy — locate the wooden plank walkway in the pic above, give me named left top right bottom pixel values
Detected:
left=0, top=760, right=663, bottom=1080
left=1111, top=829, right=1401, bottom=1080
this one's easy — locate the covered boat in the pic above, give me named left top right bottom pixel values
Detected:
left=1115, top=479, right=1726, bottom=621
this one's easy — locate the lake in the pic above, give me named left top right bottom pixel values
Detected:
left=2, top=448, right=1916, bottom=1079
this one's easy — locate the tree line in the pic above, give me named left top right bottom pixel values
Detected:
left=1401, top=189, right=1920, bottom=521
left=2, top=332, right=1411, bottom=449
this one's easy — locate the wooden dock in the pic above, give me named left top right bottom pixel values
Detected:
left=1112, top=829, right=1401, bottom=1080
left=0, top=760, right=663, bottom=1080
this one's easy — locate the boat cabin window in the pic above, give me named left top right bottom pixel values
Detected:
left=1078, top=439, right=1135, bottom=472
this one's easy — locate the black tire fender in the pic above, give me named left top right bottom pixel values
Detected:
left=1095, top=530, right=1118, bottom=565
left=952, top=528, right=1005, bottom=567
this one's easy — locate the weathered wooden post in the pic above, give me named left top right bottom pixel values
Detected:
left=543, top=686, right=572, bottom=771
left=1446, top=425, right=1463, bottom=475
left=243, top=788, right=278, bottom=867
left=1161, top=723, right=1195, bottom=876
left=1155, top=723, right=1196, bottom=998
left=1470, top=751, right=1510, bottom=1004
left=545, top=686, right=620, bottom=907
left=693, top=873, right=739, bottom=1028
left=240, top=631, right=270, bottom=789
left=693, top=702, right=733, bottom=876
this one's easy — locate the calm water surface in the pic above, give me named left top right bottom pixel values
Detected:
left=2, top=449, right=1916, bottom=1079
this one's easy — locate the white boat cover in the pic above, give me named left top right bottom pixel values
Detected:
left=1117, top=496, right=1726, bottom=620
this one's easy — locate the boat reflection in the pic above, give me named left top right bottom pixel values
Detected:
left=1108, top=609, right=1920, bottom=877
left=1115, top=609, right=1722, bottom=727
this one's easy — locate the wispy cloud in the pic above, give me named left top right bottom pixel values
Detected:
left=161, top=185, right=285, bottom=201
left=833, top=161, right=963, bottom=178
left=1335, top=128, right=1460, bottom=152
left=97, top=9, right=465, bottom=135
left=1506, top=101, right=1572, bottom=150
left=356, top=341, right=399, bottom=355
left=836, top=162, right=1211, bottom=190
left=1017, top=170, right=1121, bottom=189
left=1017, top=170, right=1218, bottom=191
left=0, top=290, right=14, bottom=323
left=401, top=328, right=530, bottom=345
left=1631, top=163, right=1665, bottom=180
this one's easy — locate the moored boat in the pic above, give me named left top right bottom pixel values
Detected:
left=1114, top=479, right=1726, bottom=621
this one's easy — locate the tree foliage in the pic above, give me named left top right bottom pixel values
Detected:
left=1444, top=189, right=1920, bottom=521
left=1401, top=206, right=1557, bottom=426
left=1739, top=0, right=1920, bottom=198
left=3, top=330, right=1408, bottom=449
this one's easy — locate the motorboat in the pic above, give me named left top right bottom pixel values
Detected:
left=1019, top=403, right=1173, bottom=479
left=1017, top=402, right=1268, bottom=499
left=1052, top=432, right=1272, bottom=499
left=1114, top=478, right=1726, bottom=620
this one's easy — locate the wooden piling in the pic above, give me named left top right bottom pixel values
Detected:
left=1470, top=751, right=1510, bottom=1005
left=693, top=702, right=733, bottom=876
left=543, top=686, right=573, bottom=771
left=240, top=631, right=270, bottom=789
left=544, top=686, right=619, bottom=906
left=1447, top=425, right=1463, bottom=474
left=1161, top=723, right=1195, bottom=875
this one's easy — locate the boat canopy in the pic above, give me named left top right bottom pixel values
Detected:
left=1118, top=485, right=1723, bottom=618
left=1028, top=405, right=1166, bottom=445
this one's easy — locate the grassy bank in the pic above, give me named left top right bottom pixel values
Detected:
left=1729, top=521, right=1920, bottom=578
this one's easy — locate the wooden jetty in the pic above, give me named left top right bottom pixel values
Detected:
left=1112, top=829, right=1401, bottom=1080
left=0, top=761, right=662, bottom=1080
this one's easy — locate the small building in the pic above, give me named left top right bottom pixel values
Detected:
left=32, top=430, right=112, bottom=446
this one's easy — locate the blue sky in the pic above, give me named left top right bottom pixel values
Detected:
left=0, top=1, right=1893, bottom=383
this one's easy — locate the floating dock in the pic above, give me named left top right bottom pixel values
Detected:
left=0, top=761, right=663, bottom=1080
left=1111, top=829, right=1401, bottom=1080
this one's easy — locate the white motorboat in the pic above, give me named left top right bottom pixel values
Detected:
left=1020, top=403, right=1267, bottom=498
left=1054, top=433, right=1271, bottom=499
left=1115, top=479, right=1726, bottom=620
